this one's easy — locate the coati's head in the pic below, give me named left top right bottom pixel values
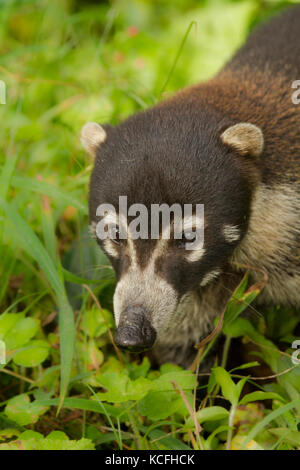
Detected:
left=83, top=100, right=263, bottom=352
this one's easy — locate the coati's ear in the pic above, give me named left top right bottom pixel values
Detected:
left=81, top=122, right=107, bottom=158
left=221, top=123, right=264, bottom=158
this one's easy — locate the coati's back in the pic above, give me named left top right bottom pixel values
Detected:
left=225, top=6, right=300, bottom=76
left=177, top=5, right=300, bottom=185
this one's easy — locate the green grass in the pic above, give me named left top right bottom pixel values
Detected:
left=0, top=0, right=299, bottom=451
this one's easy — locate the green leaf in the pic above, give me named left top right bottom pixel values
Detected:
left=152, top=370, right=196, bottom=392
left=138, top=390, right=192, bottom=421
left=192, top=406, right=229, bottom=426
left=81, top=307, right=113, bottom=338
left=135, top=370, right=196, bottom=420
left=19, top=431, right=44, bottom=441
left=0, top=428, right=20, bottom=441
left=95, top=370, right=152, bottom=403
left=0, top=435, right=95, bottom=450
left=4, top=317, right=38, bottom=350
left=205, top=425, right=232, bottom=450
left=127, top=357, right=151, bottom=380
left=230, top=361, right=260, bottom=372
left=13, top=340, right=50, bottom=367
left=148, top=428, right=192, bottom=450
left=213, top=367, right=239, bottom=405
left=239, top=391, right=286, bottom=406
left=46, top=431, right=70, bottom=440
left=5, top=394, right=49, bottom=426
left=0, top=312, right=21, bottom=340
left=35, top=438, right=95, bottom=450
left=185, top=406, right=229, bottom=430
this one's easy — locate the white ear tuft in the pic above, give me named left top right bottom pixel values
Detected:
left=81, top=122, right=107, bottom=158
left=221, top=123, right=264, bottom=158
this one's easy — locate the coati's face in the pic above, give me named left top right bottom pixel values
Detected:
left=83, top=105, right=263, bottom=352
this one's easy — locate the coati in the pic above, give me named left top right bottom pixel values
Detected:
left=82, top=6, right=300, bottom=368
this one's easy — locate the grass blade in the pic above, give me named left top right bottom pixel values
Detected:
left=0, top=198, right=75, bottom=410
left=242, top=399, right=300, bottom=449
left=11, top=175, right=87, bottom=214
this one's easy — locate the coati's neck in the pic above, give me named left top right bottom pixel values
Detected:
left=231, top=183, right=300, bottom=306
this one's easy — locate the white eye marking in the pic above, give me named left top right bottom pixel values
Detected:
left=95, top=210, right=129, bottom=242
left=103, top=239, right=119, bottom=258
left=102, top=212, right=118, bottom=226
left=200, top=269, right=221, bottom=287
left=181, top=214, right=204, bottom=231
left=223, top=224, right=241, bottom=243
left=185, top=247, right=206, bottom=263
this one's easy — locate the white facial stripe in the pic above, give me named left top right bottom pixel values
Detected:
left=113, top=237, right=177, bottom=331
left=172, top=214, right=204, bottom=238
left=200, top=269, right=221, bottom=287
left=223, top=224, right=241, bottom=243
left=103, top=239, right=119, bottom=258
left=98, top=211, right=128, bottom=242
left=185, top=247, right=206, bottom=263
left=102, top=212, right=118, bottom=225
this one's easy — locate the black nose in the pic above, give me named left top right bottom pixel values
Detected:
left=114, top=306, right=156, bottom=353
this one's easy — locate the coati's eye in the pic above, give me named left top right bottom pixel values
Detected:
left=177, top=230, right=197, bottom=248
